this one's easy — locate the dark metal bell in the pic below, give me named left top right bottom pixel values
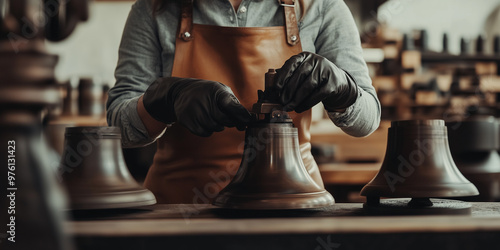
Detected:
left=213, top=69, right=334, bottom=210
left=61, top=127, right=156, bottom=210
left=361, top=120, right=479, bottom=200
left=213, top=122, right=335, bottom=209
left=447, top=116, right=500, bottom=201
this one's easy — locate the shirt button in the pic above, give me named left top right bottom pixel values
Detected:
left=240, top=6, right=247, bottom=13
left=230, top=16, right=234, bottom=22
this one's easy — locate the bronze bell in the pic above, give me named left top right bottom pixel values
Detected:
left=213, top=69, right=335, bottom=209
left=60, top=127, right=156, bottom=210
left=447, top=116, right=500, bottom=201
left=360, top=120, right=478, bottom=214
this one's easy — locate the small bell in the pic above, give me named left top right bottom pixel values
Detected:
left=360, top=120, right=478, bottom=215
left=447, top=116, right=500, bottom=201
left=213, top=69, right=334, bottom=209
left=61, top=127, right=156, bottom=210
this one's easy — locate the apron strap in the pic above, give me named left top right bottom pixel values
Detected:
left=177, top=0, right=300, bottom=46
left=280, top=0, right=300, bottom=46
left=178, top=0, right=194, bottom=41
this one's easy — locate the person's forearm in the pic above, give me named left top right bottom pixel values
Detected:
left=137, top=95, right=168, bottom=138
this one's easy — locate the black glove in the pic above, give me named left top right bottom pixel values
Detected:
left=274, top=52, right=359, bottom=113
left=143, top=77, right=251, bottom=137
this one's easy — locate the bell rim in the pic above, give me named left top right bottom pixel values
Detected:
left=65, top=126, right=121, bottom=138
left=392, top=119, right=445, bottom=127
left=362, top=198, right=473, bottom=216
left=360, top=183, right=479, bottom=198
left=212, top=190, right=335, bottom=210
left=67, top=188, right=157, bottom=210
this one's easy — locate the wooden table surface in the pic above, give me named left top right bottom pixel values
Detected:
left=68, top=203, right=500, bottom=250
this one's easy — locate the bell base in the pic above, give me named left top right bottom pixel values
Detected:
left=68, top=189, right=157, bottom=210
left=363, top=198, right=472, bottom=215
left=213, top=191, right=335, bottom=210
left=456, top=173, right=500, bottom=202
left=211, top=207, right=330, bottom=218
left=360, top=183, right=480, bottom=198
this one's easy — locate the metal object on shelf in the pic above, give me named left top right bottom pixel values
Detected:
left=213, top=69, right=335, bottom=209
left=360, top=120, right=478, bottom=215
left=63, top=80, right=77, bottom=116
left=460, top=37, right=468, bottom=54
left=494, top=36, right=500, bottom=55
left=61, top=127, right=156, bottom=210
left=476, top=35, right=484, bottom=54
left=442, top=33, right=449, bottom=53
left=44, top=0, right=90, bottom=42
left=418, top=30, right=428, bottom=51
left=78, top=78, right=104, bottom=116
left=447, top=116, right=500, bottom=201
left=311, top=143, right=337, bottom=164
left=402, top=33, right=414, bottom=51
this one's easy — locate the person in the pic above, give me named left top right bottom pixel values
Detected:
left=107, top=0, right=381, bottom=204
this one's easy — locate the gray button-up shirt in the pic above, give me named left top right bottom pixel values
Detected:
left=107, top=0, right=381, bottom=148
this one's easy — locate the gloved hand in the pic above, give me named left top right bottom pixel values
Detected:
left=274, top=52, right=359, bottom=113
left=143, top=77, right=251, bottom=137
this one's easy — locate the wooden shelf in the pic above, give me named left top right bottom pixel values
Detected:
left=311, top=120, right=389, bottom=163
left=49, top=115, right=107, bottom=127
left=421, top=52, right=500, bottom=64
left=319, top=163, right=379, bottom=185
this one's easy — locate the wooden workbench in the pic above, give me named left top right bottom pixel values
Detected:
left=318, top=163, right=380, bottom=203
left=68, top=203, right=500, bottom=250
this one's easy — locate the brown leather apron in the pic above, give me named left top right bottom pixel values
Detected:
left=144, top=0, right=324, bottom=204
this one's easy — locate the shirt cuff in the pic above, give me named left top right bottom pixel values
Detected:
left=119, top=96, right=163, bottom=148
left=327, top=86, right=362, bottom=128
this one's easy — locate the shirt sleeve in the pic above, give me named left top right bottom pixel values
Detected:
left=314, top=0, right=381, bottom=137
left=106, top=0, right=164, bottom=148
